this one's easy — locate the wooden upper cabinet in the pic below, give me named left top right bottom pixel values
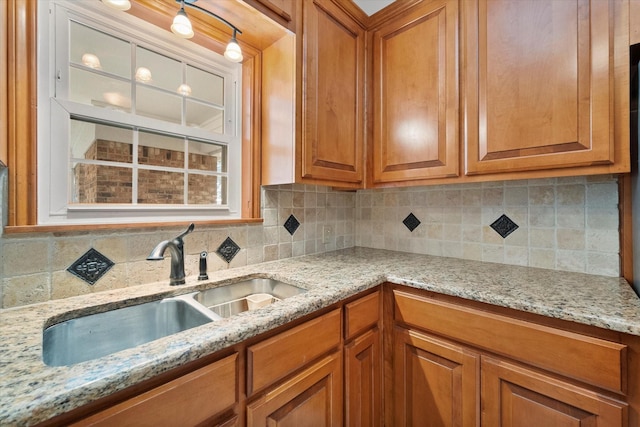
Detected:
left=243, top=0, right=296, bottom=33
left=371, top=0, right=459, bottom=184
left=464, top=0, right=621, bottom=175
left=299, top=0, right=365, bottom=187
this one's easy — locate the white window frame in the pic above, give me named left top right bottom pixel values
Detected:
left=38, top=0, right=242, bottom=225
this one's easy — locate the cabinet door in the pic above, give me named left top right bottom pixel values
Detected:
left=247, top=351, right=342, bottom=426
left=393, top=327, right=479, bottom=426
left=463, top=0, right=617, bottom=175
left=345, top=327, right=382, bottom=427
left=482, top=356, right=626, bottom=427
left=71, top=353, right=238, bottom=427
left=371, top=0, right=459, bottom=184
left=301, top=0, right=365, bottom=186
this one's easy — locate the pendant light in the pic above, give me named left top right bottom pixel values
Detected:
left=101, top=0, right=131, bottom=11
left=170, top=0, right=243, bottom=63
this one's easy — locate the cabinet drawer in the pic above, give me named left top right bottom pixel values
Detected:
left=247, top=309, right=341, bottom=395
left=345, top=291, right=380, bottom=340
left=72, top=353, right=238, bottom=426
left=393, top=290, right=627, bottom=393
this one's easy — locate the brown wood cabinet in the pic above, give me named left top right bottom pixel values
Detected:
left=344, top=290, right=382, bottom=426
left=482, top=356, right=626, bottom=427
left=243, top=0, right=296, bottom=33
left=463, top=0, right=627, bottom=175
left=70, top=353, right=239, bottom=427
left=370, top=0, right=459, bottom=184
left=261, top=0, right=366, bottom=188
left=390, top=286, right=635, bottom=427
left=392, top=326, right=478, bottom=426
left=247, top=351, right=343, bottom=426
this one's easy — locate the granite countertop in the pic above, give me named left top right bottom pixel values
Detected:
left=2, top=247, right=640, bottom=426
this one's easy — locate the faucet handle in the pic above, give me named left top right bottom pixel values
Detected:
left=174, top=223, right=195, bottom=242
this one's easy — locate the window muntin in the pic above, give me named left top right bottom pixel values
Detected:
left=40, top=1, right=241, bottom=224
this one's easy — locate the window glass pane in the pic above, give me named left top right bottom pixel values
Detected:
left=136, top=85, right=182, bottom=124
left=69, top=68, right=131, bottom=111
left=70, top=21, right=130, bottom=78
left=139, top=131, right=185, bottom=168
left=188, top=175, right=227, bottom=205
left=71, top=163, right=132, bottom=204
left=186, top=65, right=224, bottom=105
left=70, top=119, right=133, bottom=163
left=186, top=100, right=224, bottom=132
left=188, top=140, right=226, bottom=173
left=136, top=47, right=182, bottom=92
left=138, top=169, right=184, bottom=204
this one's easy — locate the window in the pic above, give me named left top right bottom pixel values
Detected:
left=38, top=0, right=241, bottom=225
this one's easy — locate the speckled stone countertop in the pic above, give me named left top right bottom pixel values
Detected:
left=2, top=247, right=640, bottom=426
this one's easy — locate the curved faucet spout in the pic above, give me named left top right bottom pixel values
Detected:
left=146, top=223, right=194, bottom=286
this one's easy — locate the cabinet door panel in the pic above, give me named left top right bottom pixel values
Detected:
left=302, top=0, right=364, bottom=184
left=372, top=0, right=459, bottom=183
left=393, top=327, right=479, bottom=426
left=481, top=356, right=627, bottom=427
left=345, top=327, right=382, bottom=427
left=464, top=0, right=615, bottom=174
left=247, top=351, right=342, bottom=426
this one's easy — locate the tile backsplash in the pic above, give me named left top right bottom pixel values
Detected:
left=356, top=175, right=620, bottom=277
left=0, top=175, right=622, bottom=308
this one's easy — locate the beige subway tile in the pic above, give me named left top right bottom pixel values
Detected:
left=529, top=249, right=556, bottom=269
left=278, top=190, right=293, bottom=208
left=228, top=249, right=247, bottom=268
left=90, top=263, right=128, bottom=293
left=528, top=186, right=555, bottom=205
left=504, top=187, right=528, bottom=206
left=529, top=228, right=555, bottom=249
left=556, top=184, right=585, bottom=205
left=586, top=182, right=618, bottom=207
left=586, top=207, right=619, bottom=230
left=462, top=225, right=482, bottom=243
left=482, top=188, right=504, bottom=206
left=462, top=207, right=482, bottom=225
left=442, top=241, right=463, bottom=258
left=482, top=226, right=504, bottom=245
left=482, top=245, right=504, bottom=263
left=585, top=229, right=619, bottom=253
left=2, top=240, right=49, bottom=277
left=529, top=206, right=556, bottom=227
left=556, top=205, right=585, bottom=229
left=462, top=189, right=482, bottom=206
left=50, top=238, right=92, bottom=271
left=504, top=227, right=528, bottom=247
left=51, top=271, right=90, bottom=301
left=556, top=250, right=586, bottom=273
left=443, top=224, right=462, bottom=241
left=293, top=191, right=305, bottom=208
left=557, top=228, right=585, bottom=250
left=462, top=243, right=483, bottom=261
left=505, top=246, right=528, bottom=266
left=128, top=259, right=171, bottom=284
left=246, top=247, right=264, bottom=265
left=3, top=273, right=50, bottom=308
left=587, top=253, right=619, bottom=277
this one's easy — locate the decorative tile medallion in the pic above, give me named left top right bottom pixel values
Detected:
left=283, top=214, right=300, bottom=236
left=403, top=213, right=421, bottom=232
left=216, top=237, right=241, bottom=263
left=490, top=214, right=519, bottom=238
left=67, top=248, right=114, bottom=285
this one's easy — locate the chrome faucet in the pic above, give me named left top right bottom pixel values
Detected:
left=147, top=223, right=195, bottom=285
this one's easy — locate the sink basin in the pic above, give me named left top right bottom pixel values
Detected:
left=43, top=297, right=213, bottom=366
left=192, top=278, right=306, bottom=318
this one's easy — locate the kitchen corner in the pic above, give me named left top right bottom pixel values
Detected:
left=1, top=247, right=640, bottom=426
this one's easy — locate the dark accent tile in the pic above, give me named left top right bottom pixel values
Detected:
left=403, top=213, right=421, bottom=232
left=216, top=237, right=241, bottom=263
left=67, top=248, right=114, bottom=285
left=283, top=214, right=300, bottom=236
left=490, top=214, right=519, bottom=238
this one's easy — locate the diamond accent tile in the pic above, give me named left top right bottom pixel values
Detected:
left=403, top=213, right=421, bottom=232
left=67, top=248, right=114, bottom=285
left=216, top=237, right=241, bottom=263
left=490, top=214, right=519, bottom=238
left=283, top=214, right=300, bottom=236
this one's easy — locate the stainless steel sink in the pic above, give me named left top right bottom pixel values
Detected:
left=43, top=297, right=213, bottom=366
left=42, top=278, right=306, bottom=366
left=192, top=278, right=307, bottom=318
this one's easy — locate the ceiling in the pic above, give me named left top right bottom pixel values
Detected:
left=352, top=0, right=396, bottom=16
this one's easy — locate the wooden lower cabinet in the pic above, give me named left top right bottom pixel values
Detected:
left=482, top=356, right=626, bottom=427
left=392, top=326, right=479, bottom=426
left=71, top=353, right=239, bottom=427
left=246, top=351, right=343, bottom=426
left=345, top=327, right=382, bottom=426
